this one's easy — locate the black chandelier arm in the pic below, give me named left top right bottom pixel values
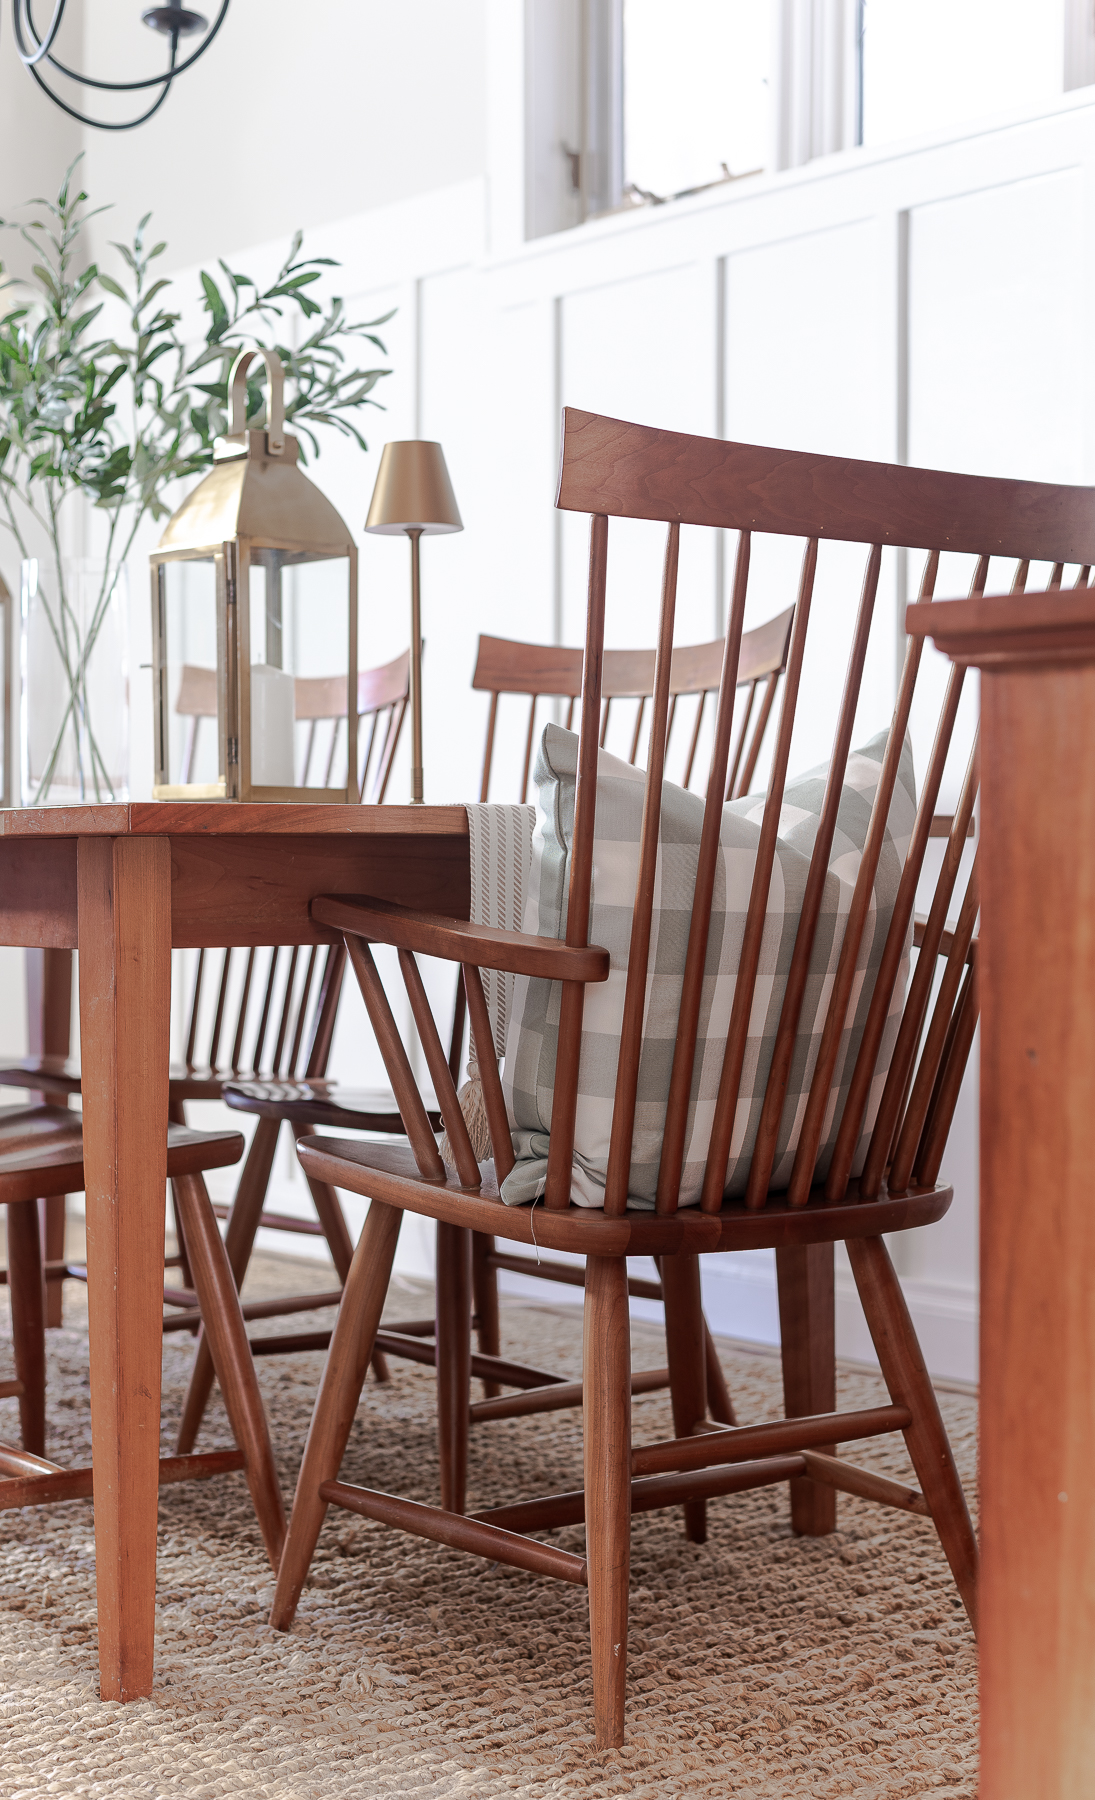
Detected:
left=17, top=0, right=229, bottom=93
left=24, top=30, right=180, bottom=129
left=11, top=0, right=66, bottom=68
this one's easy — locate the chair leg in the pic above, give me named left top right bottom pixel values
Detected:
left=660, top=1252, right=708, bottom=1543
left=7, top=1200, right=46, bottom=1457
left=775, top=1241, right=837, bottom=1536
left=436, top=1222, right=471, bottom=1514
left=471, top=1232, right=501, bottom=1398
left=847, top=1234, right=979, bottom=1628
left=271, top=1198, right=403, bottom=1632
left=177, top=1116, right=281, bottom=1454
left=40, top=1196, right=65, bottom=1329
left=292, top=1125, right=389, bottom=1385
left=584, top=1255, right=631, bottom=1751
left=703, top=1321, right=736, bottom=1426
left=168, top=1184, right=197, bottom=1322
left=171, top=1172, right=287, bottom=1571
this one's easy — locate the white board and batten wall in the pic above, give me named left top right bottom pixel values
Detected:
left=15, top=81, right=1095, bottom=1384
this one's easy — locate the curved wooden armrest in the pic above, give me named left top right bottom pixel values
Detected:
left=311, top=894, right=611, bottom=982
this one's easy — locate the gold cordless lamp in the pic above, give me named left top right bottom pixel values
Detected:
left=364, top=441, right=462, bottom=802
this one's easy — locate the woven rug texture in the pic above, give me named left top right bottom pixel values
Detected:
left=0, top=1250, right=978, bottom=1799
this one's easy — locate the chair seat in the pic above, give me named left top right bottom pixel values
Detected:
left=0, top=1107, right=244, bottom=1205
left=0, top=1055, right=248, bottom=1103
left=294, top=1135, right=952, bottom=1255
left=225, top=1077, right=440, bottom=1133
left=0, top=1056, right=81, bottom=1096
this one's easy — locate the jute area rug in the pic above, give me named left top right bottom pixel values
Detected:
left=0, top=1249, right=977, bottom=1799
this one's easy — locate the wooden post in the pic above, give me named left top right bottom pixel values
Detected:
left=26, top=947, right=72, bottom=1326
left=908, top=592, right=1095, bottom=1799
left=78, top=838, right=171, bottom=1702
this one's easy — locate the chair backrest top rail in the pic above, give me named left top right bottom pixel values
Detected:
left=556, top=408, right=1095, bottom=566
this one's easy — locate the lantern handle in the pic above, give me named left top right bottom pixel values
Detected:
left=226, top=347, right=285, bottom=455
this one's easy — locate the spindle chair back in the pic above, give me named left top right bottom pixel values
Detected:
left=473, top=611, right=792, bottom=803
left=176, top=648, right=409, bottom=800
left=270, top=409, right=1095, bottom=1749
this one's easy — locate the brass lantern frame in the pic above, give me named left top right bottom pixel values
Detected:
left=150, top=349, right=359, bottom=804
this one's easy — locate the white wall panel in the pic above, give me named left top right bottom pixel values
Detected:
left=908, top=169, right=1087, bottom=484
left=559, top=263, right=719, bottom=714
left=724, top=221, right=898, bottom=784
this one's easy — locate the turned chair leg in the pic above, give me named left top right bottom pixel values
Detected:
left=471, top=1231, right=501, bottom=1398
left=177, top=1116, right=281, bottom=1453
left=584, top=1255, right=631, bottom=1751
left=271, top=1198, right=403, bottom=1632
left=7, top=1199, right=46, bottom=1457
left=40, top=1195, right=65, bottom=1329
left=848, top=1234, right=979, bottom=1628
left=776, top=1241, right=837, bottom=1536
left=172, top=1171, right=287, bottom=1570
left=661, top=1252, right=709, bottom=1543
left=703, top=1320, right=736, bottom=1425
left=436, top=1222, right=471, bottom=1513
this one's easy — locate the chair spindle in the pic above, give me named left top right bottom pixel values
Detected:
left=744, top=542, right=883, bottom=1211
left=605, top=523, right=680, bottom=1215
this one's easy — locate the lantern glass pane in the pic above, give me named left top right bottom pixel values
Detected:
left=247, top=549, right=351, bottom=791
left=160, top=558, right=220, bottom=789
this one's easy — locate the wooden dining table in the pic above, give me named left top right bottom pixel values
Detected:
left=0, top=800, right=470, bottom=1701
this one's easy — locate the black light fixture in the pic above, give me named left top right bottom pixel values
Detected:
left=6, top=0, right=230, bottom=131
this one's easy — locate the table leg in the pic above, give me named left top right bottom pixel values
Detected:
left=980, top=664, right=1095, bottom=1797
left=78, top=838, right=170, bottom=1702
left=26, top=947, right=73, bottom=1326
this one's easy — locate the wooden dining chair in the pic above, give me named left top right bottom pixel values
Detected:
left=261, top=406, right=1085, bottom=1749
left=0, top=1103, right=285, bottom=1567
left=211, top=615, right=793, bottom=1438
left=474, top=612, right=792, bottom=804
left=173, top=649, right=410, bottom=795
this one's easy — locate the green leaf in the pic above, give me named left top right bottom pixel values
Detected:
left=200, top=271, right=228, bottom=319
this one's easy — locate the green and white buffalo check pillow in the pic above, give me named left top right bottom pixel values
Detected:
left=499, top=722, right=916, bottom=1210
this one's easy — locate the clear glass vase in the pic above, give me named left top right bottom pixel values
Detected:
left=20, top=558, right=129, bottom=806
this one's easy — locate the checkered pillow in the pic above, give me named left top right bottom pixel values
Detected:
left=499, top=722, right=915, bottom=1210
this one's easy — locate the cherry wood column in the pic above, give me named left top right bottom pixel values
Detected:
left=26, top=947, right=73, bottom=1324
left=78, top=837, right=171, bottom=1702
left=908, top=593, right=1095, bottom=1799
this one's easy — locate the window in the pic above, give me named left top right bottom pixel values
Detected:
left=623, top=0, right=770, bottom=201
left=525, top=0, right=769, bottom=240
left=860, top=0, right=1065, bottom=150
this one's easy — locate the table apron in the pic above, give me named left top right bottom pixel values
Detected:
left=0, top=831, right=471, bottom=950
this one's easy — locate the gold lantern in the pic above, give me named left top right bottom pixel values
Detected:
left=150, top=348, right=358, bottom=802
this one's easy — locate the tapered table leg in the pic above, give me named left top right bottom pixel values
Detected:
left=908, top=596, right=1095, bottom=1798
left=78, top=838, right=170, bottom=1702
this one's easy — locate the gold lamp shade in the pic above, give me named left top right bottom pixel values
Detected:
left=364, top=441, right=463, bottom=536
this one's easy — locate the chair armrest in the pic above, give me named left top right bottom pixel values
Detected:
left=312, top=894, right=610, bottom=982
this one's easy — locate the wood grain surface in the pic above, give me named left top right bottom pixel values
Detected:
left=557, top=408, right=1095, bottom=563
left=78, top=836, right=171, bottom=1701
